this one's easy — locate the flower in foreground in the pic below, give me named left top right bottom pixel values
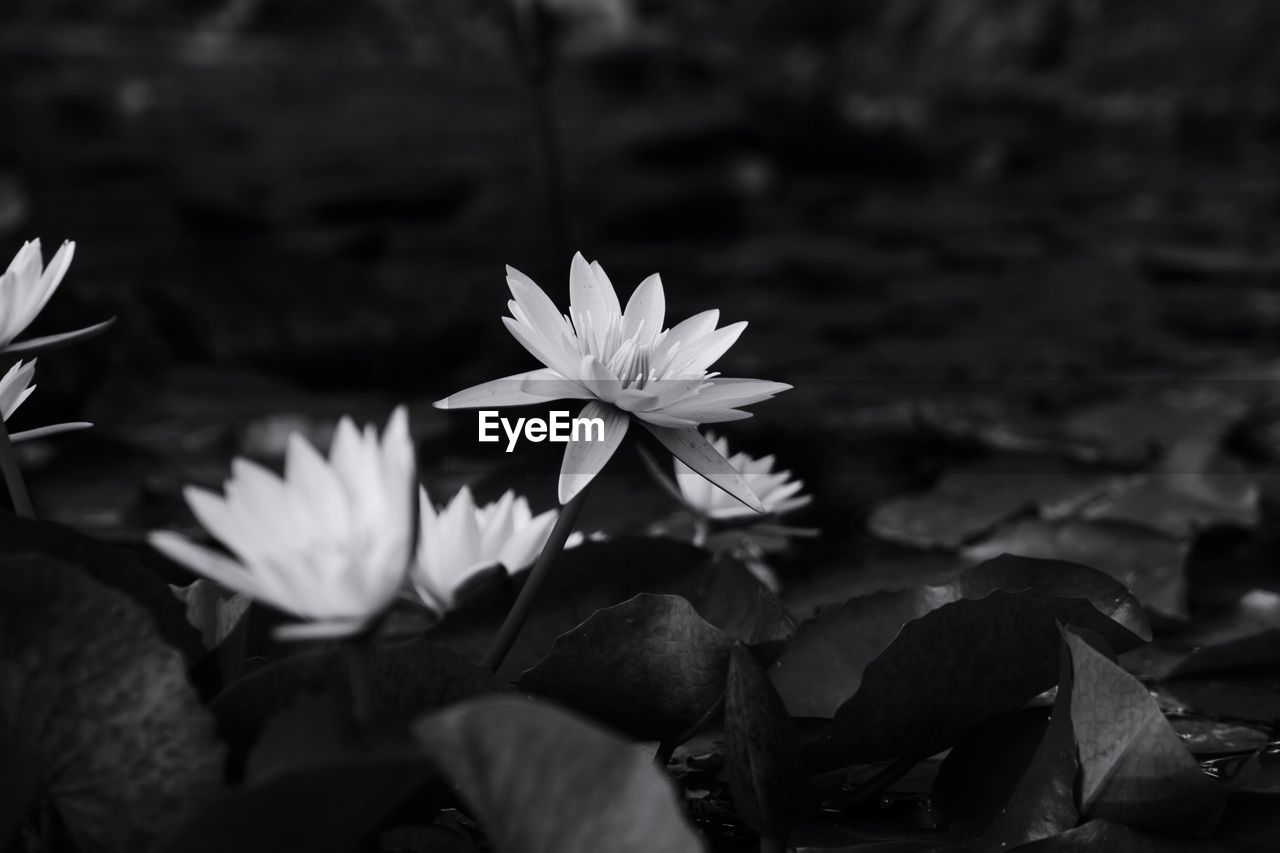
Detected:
left=435, top=253, right=790, bottom=507
left=149, top=407, right=416, bottom=640
left=413, top=486, right=560, bottom=614
left=673, top=432, right=811, bottom=521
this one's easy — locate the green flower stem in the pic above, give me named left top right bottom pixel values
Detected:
left=344, top=631, right=377, bottom=733
left=483, top=483, right=592, bottom=673
left=0, top=417, right=34, bottom=517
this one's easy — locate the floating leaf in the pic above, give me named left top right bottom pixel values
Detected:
left=519, top=594, right=732, bottom=741
left=963, top=517, right=1189, bottom=620
left=770, top=556, right=1148, bottom=768
left=212, top=638, right=500, bottom=775
left=414, top=695, right=704, bottom=853
left=0, top=555, right=224, bottom=851
left=724, top=644, right=808, bottom=838
left=0, top=511, right=202, bottom=660
left=1123, top=590, right=1280, bottom=680
left=428, top=538, right=779, bottom=679
left=980, top=629, right=1082, bottom=847
left=868, top=455, right=1113, bottom=549
left=1013, top=818, right=1231, bottom=852
left=1064, top=628, right=1228, bottom=834
left=152, top=758, right=430, bottom=853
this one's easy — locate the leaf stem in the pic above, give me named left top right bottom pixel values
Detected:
left=0, top=417, right=34, bottom=517
left=344, top=632, right=376, bottom=733
left=483, top=484, right=591, bottom=673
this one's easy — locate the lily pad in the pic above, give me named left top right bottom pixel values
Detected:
left=770, top=555, right=1148, bottom=768
left=724, top=644, right=808, bottom=837
left=962, top=517, right=1189, bottom=620
left=1013, top=819, right=1231, bottom=852
left=867, top=455, right=1114, bottom=549
left=211, top=638, right=500, bottom=776
left=520, top=594, right=732, bottom=741
left=1122, top=590, right=1280, bottom=681
left=428, top=537, right=780, bottom=679
left=1064, top=628, right=1228, bottom=834
left=0, top=555, right=224, bottom=851
left=0, top=511, right=203, bottom=660
left=413, top=695, right=704, bottom=853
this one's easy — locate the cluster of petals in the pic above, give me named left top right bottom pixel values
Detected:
left=149, top=408, right=416, bottom=640
left=413, top=486, right=560, bottom=614
left=674, top=432, right=811, bottom=521
left=435, top=253, right=789, bottom=507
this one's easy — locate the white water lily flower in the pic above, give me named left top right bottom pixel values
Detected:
left=674, top=432, right=811, bottom=521
left=435, top=253, right=790, bottom=508
left=0, top=359, right=36, bottom=420
left=149, top=407, right=416, bottom=640
left=413, top=486, right=559, bottom=614
left=0, top=240, right=74, bottom=348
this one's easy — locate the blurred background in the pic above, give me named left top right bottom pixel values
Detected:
left=4, top=0, right=1280, bottom=571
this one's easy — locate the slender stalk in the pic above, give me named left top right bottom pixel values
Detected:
left=0, top=418, right=33, bottom=517
left=344, top=633, right=376, bottom=733
left=483, top=484, right=591, bottom=672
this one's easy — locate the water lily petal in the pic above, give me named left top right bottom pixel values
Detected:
left=570, top=252, right=622, bottom=336
left=8, top=421, right=92, bottom=442
left=666, top=321, right=748, bottom=376
left=558, top=401, right=630, bottom=504
left=435, top=369, right=575, bottom=409
left=641, top=425, right=765, bottom=513
left=273, top=618, right=368, bottom=641
left=4, top=316, right=115, bottom=355
left=621, top=273, right=664, bottom=343
left=671, top=378, right=791, bottom=411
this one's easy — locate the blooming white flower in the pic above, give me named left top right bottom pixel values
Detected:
left=674, top=432, right=811, bottom=521
left=435, top=253, right=790, bottom=508
left=413, top=486, right=559, bottom=614
left=0, top=359, right=36, bottom=421
left=0, top=357, right=93, bottom=442
left=0, top=240, right=74, bottom=349
left=149, top=407, right=416, bottom=640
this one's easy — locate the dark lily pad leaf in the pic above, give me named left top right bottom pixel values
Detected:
left=1168, top=719, right=1270, bottom=757
left=1012, top=819, right=1231, bottom=852
left=0, top=511, right=203, bottom=660
left=769, top=555, right=1148, bottom=769
left=867, top=455, right=1114, bottom=550
left=518, top=594, right=732, bottom=741
left=781, top=541, right=966, bottom=620
left=1064, top=628, right=1228, bottom=835
left=1213, top=792, right=1280, bottom=853
left=413, top=695, right=704, bottom=853
left=1154, top=677, right=1280, bottom=726
left=1065, top=390, right=1246, bottom=461
left=0, top=555, right=224, bottom=852
left=963, top=517, right=1189, bottom=620
left=211, top=638, right=501, bottom=776
left=762, top=550, right=1146, bottom=722
left=930, top=708, right=1052, bottom=836
left=1122, top=590, right=1280, bottom=681
left=980, top=629, right=1083, bottom=848
left=152, top=758, right=432, bottom=853
left=724, top=644, right=808, bottom=837
left=428, top=538, right=778, bottom=679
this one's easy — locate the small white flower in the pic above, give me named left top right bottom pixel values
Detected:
left=674, top=432, right=811, bottom=521
left=0, top=240, right=75, bottom=349
left=436, top=252, right=790, bottom=508
left=413, top=486, right=559, bottom=614
left=149, top=407, right=416, bottom=640
left=0, top=359, right=37, bottom=421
